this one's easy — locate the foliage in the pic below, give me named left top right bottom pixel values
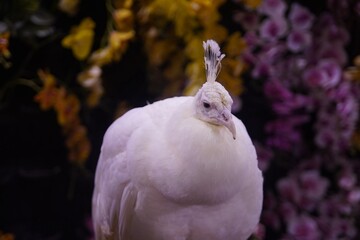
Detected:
left=234, top=0, right=360, bottom=239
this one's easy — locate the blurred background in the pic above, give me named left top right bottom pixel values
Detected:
left=0, top=0, right=360, bottom=239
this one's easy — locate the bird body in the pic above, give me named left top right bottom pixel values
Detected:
left=92, top=40, right=263, bottom=240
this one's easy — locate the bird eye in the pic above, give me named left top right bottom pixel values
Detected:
left=203, top=102, right=210, bottom=109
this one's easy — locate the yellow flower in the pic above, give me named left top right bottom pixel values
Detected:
left=0, top=230, right=15, bottom=240
left=196, top=0, right=223, bottom=26
left=146, top=39, right=177, bottom=66
left=224, top=32, right=247, bottom=58
left=147, top=0, right=197, bottom=37
left=77, top=65, right=104, bottom=107
left=34, top=70, right=91, bottom=165
left=162, top=53, right=187, bottom=96
left=109, top=30, right=135, bottom=61
left=114, top=0, right=133, bottom=9
left=189, top=0, right=211, bottom=11
left=68, top=135, right=91, bottom=164
left=185, top=37, right=203, bottom=61
left=55, top=88, right=81, bottom=126
left=89, top=47, right=113, bottom=66
left=346, top=56, right=360, bottom=82
left=184, top=59, right=205, bottom=96
left=65, top=124, right=91, bottom=164
left=0, top=32, right=11, bottom=58
left=218, top=58, right=245, bottom=96
left=203, top=24, right=228, bottom=44
left=58, top=0, right=80, bottom=15
left=77, top=65, right=102, bottom=88
left=352, top=130, right=360, bottom=151
left=90, top=30, right=134, bottom=66
left=86, top=83, right=104, bottom=107
left=62, top=18, right=95, bottom=60
left=243, top=0, right=262, bottom=9
left=113, top=9, right=134, bottom=31
left=34, top=70, right=59, bottom=110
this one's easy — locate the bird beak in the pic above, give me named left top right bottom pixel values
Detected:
left=219, top=109, right=237, bottom=140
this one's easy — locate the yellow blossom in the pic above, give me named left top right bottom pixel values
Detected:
left=34, top=70, right=58, bottom=110
left=89, top=47, right=113, bottom=66
left=77, top=65, right=104, bottom=107
left=185, top=37, right=203, bottom=60
left=162, top=53, right=187, bottom=96
left=109, top=30, right=135, bottom=61
left=58, top=0, right=80, bottom=15
left=68, top=136, right=91, bottom=164
left=147, top=0, right=197, bottom=38
left=113, top=9, right=134, bottom=31
left=89, top=30, right=134, bottom=66
left=243, top=0, right=262, bottom=9
left=114, top=0, right=133, bottom=9
left=224, top=32, right=247, bottom=58
left=196, top=0, right=223, bottom=26
left=114, top=101, right=130, bottom=119
left=77, top=65, right=102, bottom=88
left=86, top=83, right=104, bottom=107
left=55, top=88, right=81, bottom=126
left=34, top=70, right=91, bottom=165
left=0, top=230, right=14, bottom=240
left=218, top=58, right=245, bottom=96
left=184, top=59, right=205, bottom=96
left=346, top=55, right=360, bottom=82
left=62, top=18, right=95, bottom=60
left=146, top=39, right=177, bottom=66
left=190, top=0, right=211, bottom=11
left=352, top=130, right=360, bottom=151
left=0, top=32, right=11, bottom=58
left=65, top=124, right=91, bottom=164
left=203, top=24, right=228, bottom=44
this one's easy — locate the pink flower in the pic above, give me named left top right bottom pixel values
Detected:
left=253, top=223, right=266, bottom=239
left=288, top=215, right=320, bottom=240
left=264, top=80, right=292, bottom=101
left=303, top=59, right=341, bottom=89
left=259, top=0, right=287, bottom=17
left=262, top=210, right=281, bottom=230
left=348, top=188, right=360, bottom=204
left=324, top=24, right=350, bottom=45
left=259, top=17, right=288, bottom=42
left=287, top=30, right=312, bottom=52
left=277, top=177, right=301, bottom=203
left=252, top=60, right=273, bottom=78
left=254, top=142, right=273, bottom=171
left=299, top=170, right=329, bottom=201
left=289, top=3, right=314, bottom=30
left=279, top=201, right=297, bottom=222
left=338, top=169, right=357, bottom=190
left=233, top=11, right=259, bottom=31
left=317, top=43, right=348, bottom=66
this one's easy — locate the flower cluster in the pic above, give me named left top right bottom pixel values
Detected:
left=235, top=0, right=360, bottom=238
left=0, top=230, right=14, bottom=240
left=0, top=31, right=11, bottom=68
left=34, top=70, right=91, bottom=165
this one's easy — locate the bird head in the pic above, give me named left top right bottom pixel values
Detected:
left=194, top=40, right=236, bottom=140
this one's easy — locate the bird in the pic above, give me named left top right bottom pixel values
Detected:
left=92, top=39, right=263, bottom=240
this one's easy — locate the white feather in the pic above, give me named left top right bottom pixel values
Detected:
left=203, top=39, right=225, bottom=83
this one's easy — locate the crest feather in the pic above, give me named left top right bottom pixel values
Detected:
left=203, top=40, right=225, bottom=83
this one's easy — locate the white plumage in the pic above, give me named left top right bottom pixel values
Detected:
left=92, top=40, right=263, bottom=240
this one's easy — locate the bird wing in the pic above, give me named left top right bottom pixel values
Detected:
left=92, top=96, right=191, bottom=240
left=92, top=107, right=146, bottom=240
